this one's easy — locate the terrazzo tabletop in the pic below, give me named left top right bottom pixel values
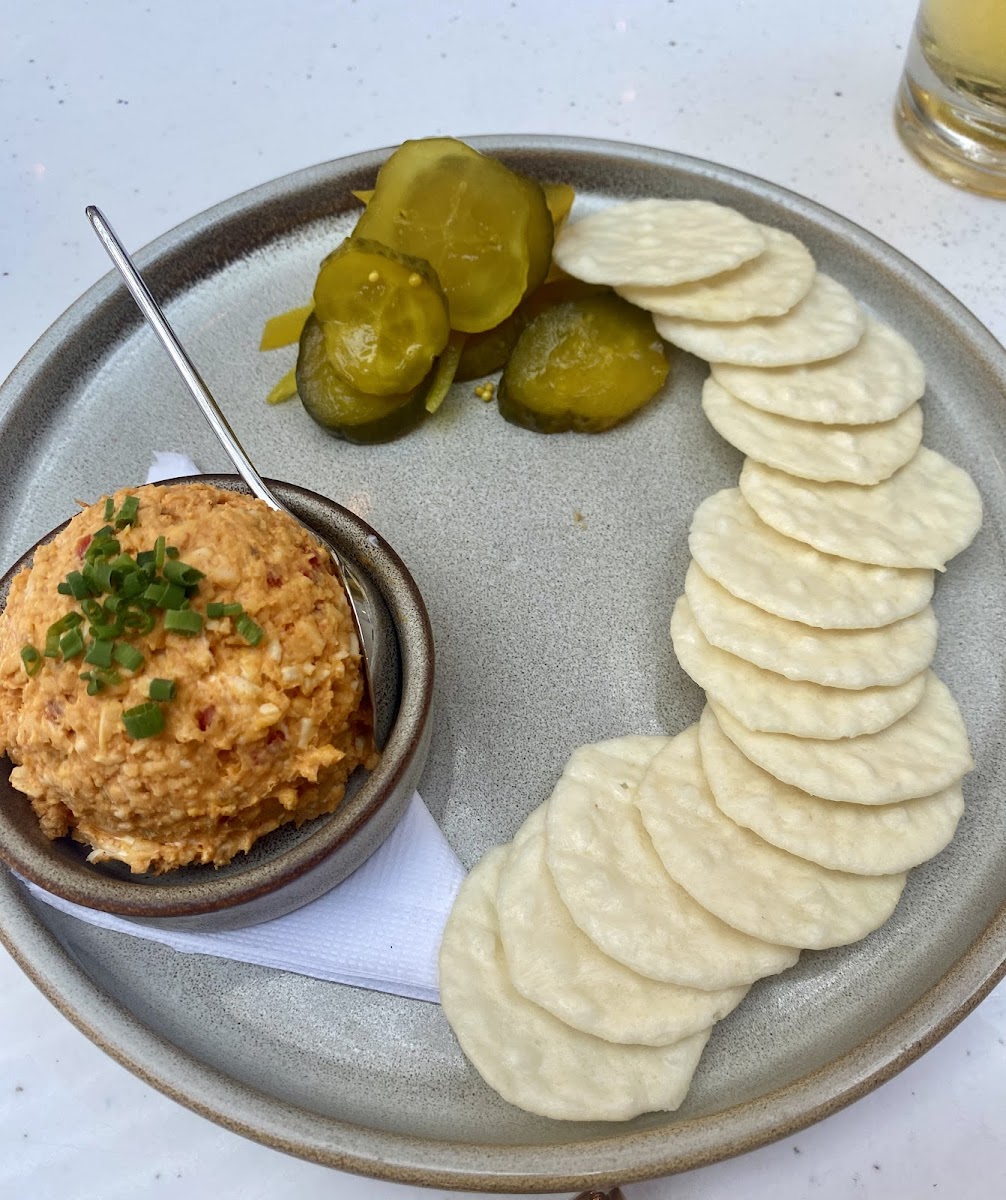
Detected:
left=3, top=1, right=1006, bottom=1197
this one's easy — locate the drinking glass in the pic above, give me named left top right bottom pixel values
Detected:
left=895, top=0, right=1006, bottom=198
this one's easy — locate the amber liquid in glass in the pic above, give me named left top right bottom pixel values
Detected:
left=895, top=0, right=1006, bottom=197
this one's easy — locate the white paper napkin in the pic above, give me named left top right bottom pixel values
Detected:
left=21, top=453, right=464, bottom=1004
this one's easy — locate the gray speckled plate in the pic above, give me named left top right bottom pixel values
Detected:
left=1, top=137, right=1005, bottom=1192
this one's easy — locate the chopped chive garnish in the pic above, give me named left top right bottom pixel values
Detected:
left=120, top=571, right=148, bottom=599
left=90, top=525, right=114, bottom=542
left=148, top=678, right=176, bottom=701
left=110, top=554, right=137, bottom=573
left=162, top=559, right=204, bottom=587
left=122, top=608, right=156, bottom=635
left=59, top=628, right=85, bottom=660
left=81, top=598, right=104, bottom=622
left=235, top=615, right=264, bottom=646
left=164, top=609, right=203, bottom=636
left=206, top=601, right=243, bottom=619
left=57, top=582, right=73, bottom=595
left=154, top=535, right=166, bottom=571
left=160, top=583, right=186, bottom=610
left=64, top=571, right=90, bottom=600
left=122, top=702, right=165, bottom=739
left=165, top=545, right=180, bottom=559
left=88, top=562, right=119, bottom=592
left=44, top=629, right=61, bottom=658
left=20, top=646, right=41, bottom=677
left=88, top=619, right=123, bottom=640
left=143, top=582, right=169, bottom=606
left=103, top=497, right=115, bottom=521
left=112, top=643, right=144, bottom=671
left=115, top=496, right=139, bottom=528
left=84, top=638, right=114, bottom=668
left=135, top=549, right=155, bottom=567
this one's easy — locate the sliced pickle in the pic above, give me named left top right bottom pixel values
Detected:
left=260, top=304, right=313, bottom=350
left=424, top=332, right=466, bottom=414
left=542, top=182, right=575, bottom=230
left=296, top=314, right=427, bottom=443
left=497, top=295, right=671, bottom=434
left=265, top=367, right=298, bottom=406
left=455, top=308, right=528, bottom=382
left=455, top=279, right=603, bottom=383
left=354, top=137, right=545, bottom=334
left=314, top=237, right=449, bottom=396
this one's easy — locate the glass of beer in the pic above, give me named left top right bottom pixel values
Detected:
left=895, top=0, right=1006, bottom=198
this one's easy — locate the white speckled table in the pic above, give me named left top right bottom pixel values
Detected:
left=2, top=2, right=1006, bottom=1197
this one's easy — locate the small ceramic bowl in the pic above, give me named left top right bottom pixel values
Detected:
left=0, top=475, right=434, bottom=931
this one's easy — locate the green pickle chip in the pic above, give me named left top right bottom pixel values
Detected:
left=313, top=236, right=449, bottom=396
left=295, top=314, right=428, bottom=443
left=354, top=138, right=552, bottom=334
left=497, top=294, right=671, bottom=434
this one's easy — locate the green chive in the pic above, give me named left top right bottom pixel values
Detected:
left=59, top=628, right=85, bottom=660
left=165, top=546, right=180, bottom=560
left=120, top=571, right=148, bottom=599
left=44, top=629, right=61, bottom=658
left=64, top=571, right=90, bottom=601
left=57, top=582, right=73, bottom=596
left=148, top=678, right=176, bottom=702
left=81, top=598, right=104, bottom=622
left=164, top=609, right=203, bottom=636
left=123, top=609, right=156, bottom=635
left=84, top=639, right=114, bottom=668
left=206, top=601, right=243, bottom=619
left=88, top=562, right=118, bottom=593
left=136, top=549, right=155, bottom=568
left=154, top=536, right=166, bottom=571
left=143, top=582, right=169, bottom=606
left=115, top=496, right=139, bottom=528
left=122, top=702, right=165, bottom=739
left=20, top=646, right=41, bottom=677
left=163, top=559, right=204, bottom=588
left=110, top=554, right=137, bottom=573
left=160, top=583, right=186, bottom=610
left=112, top=643, right=144, bottom=671
left=235, top=615, right=264, bottom=646
left=88, top=619, right=123, bottom=640
left=103, top=497, right=115, bottom=521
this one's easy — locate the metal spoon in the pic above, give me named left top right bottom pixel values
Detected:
left=86, top=205, right=398, bottom=749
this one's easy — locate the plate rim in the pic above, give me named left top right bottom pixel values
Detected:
left=2, top=133, right=1006, bottom=1190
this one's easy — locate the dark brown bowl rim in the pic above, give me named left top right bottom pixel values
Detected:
left=0, top=474, right=434, bottom=918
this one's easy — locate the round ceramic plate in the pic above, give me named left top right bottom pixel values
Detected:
left=1, top=137, right=1005, bottom=1192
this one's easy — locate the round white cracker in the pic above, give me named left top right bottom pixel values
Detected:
left=689, top=488, right=934, bottom=629
left=710, top=671, right=973, bottom=804
left=671, top=596, right=926, bottom=738
left=739, top=450, right=983, bottom=571
left=711, top=318, right=925, bottom=425
left=439, top=847, right=711, bottom=1121
left=699, top=706, right=964, bottom=876
left=654, top=274, right=865, bottom=367
left=635, top=726, right=907, bottom=949
left=616, top=225, right=815, bottom=322
left=552, top=198, right=765, bottom=287
left=497, top=827, right=748, bottom=1046
left=544, top=736, right=799, bottom=990
left=701, top=376, right=923, bottom=484
left=684, top=562, right=937, bottom=689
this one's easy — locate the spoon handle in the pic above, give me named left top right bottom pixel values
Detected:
left=86, top=205, right=281, bottom=512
